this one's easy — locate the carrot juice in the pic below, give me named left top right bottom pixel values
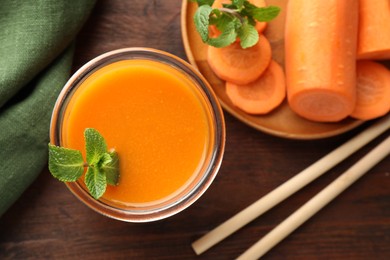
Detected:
left=50, top=48, right=225, bottom=221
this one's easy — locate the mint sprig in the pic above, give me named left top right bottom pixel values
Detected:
left=192, top=0, right=280, bottom=48
left=48, top=128, right=120, bottom=199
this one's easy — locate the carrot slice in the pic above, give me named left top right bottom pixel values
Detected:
left=285, top=0, right=358, bottom=122
left=350, top=61, right=390, bottom=120
left=225, top=60, right=286, bottom=114
left=207, top=34, right=272, bottom=85
left=210, top=0, right=267, bottom=38
left=357, top=0, right=390, bottom=60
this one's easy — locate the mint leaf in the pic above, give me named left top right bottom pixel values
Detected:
left=207, top=21, right=237, bottom=48
left=85, top=166, right=107, bottom=200
left=232, top=0, right=245, bottom=9
left=194, top=4, right=213, bottom=42
left=85, top=128, right=107, bottom=165
left=213, top=12, right=234, bottom=31
left=251, top=6, right=281, bottom=22
left=99, top=152, right=113, bottom=166
left=102, top=151, right=120, bottom=186
left=48, top=144, right=84, bottom=182
left=237, top=21, right=258, bottom=48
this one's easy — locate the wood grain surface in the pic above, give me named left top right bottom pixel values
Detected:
left=1, top=1, right=389, bottom=259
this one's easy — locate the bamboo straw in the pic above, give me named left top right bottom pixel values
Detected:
left=192, top=115, right=390, bottom=255
left=237, top=134, right=390, bottom=259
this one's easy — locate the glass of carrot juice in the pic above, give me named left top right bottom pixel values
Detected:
left=50, top=48, right=225, bottom=222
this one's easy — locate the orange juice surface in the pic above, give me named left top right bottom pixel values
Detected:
left=62, top=60, right=210, bottom=205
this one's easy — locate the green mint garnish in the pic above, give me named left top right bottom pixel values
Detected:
left=85, top=127, right=108, bottom=165
left=102, top=150, right=120, bottom=185
left=194, top=5, right=216, bottom=43
left=85, top=165, right=107, bottom=200
left=191, top=0, right=281, bottom=48
left=48, top=128, right=120, bottom=200
left=48, top=145, right=84, bottom=182
left=237, top=20, right=259, bottom=48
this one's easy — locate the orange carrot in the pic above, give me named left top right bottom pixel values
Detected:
left=225, top=60, right=286, bottom=114
left=207, top=34, right=271, bottom=85
left=350, top=61, right=390, bottom=120
left=285, top=0, right=358, bottom=122
left=210, top=0, right=267, bottom=38
left=357, top=0, right=390, bottom=60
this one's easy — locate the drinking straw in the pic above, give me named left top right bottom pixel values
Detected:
left=192, top=115, right=390, bottom=255
left=237, top=134, right=390, bottom=259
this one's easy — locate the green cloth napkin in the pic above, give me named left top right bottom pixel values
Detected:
left=0, top=0, right=96, bottom=216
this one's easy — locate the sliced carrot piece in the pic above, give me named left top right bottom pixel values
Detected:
left=350, top=61, right=390, bottom=120
left=285, top=0, right=358, bottom=122
left=210, top=0, right=267, bottom=38
left=207, top=34, right=272, bottom=85
left=357, top=0, right=390, bottom=60
left=225, top=60, right=286, bottom=114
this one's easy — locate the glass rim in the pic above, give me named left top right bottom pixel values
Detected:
left=49, top=47, right=226, bottom=222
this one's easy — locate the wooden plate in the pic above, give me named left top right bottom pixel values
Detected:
left=181, top=0, right=364, bottom=140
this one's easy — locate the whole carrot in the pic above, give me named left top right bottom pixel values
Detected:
left=285, top=0, right=359, bottom=122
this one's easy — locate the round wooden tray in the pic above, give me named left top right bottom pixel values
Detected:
left=181, top=0, right=364, bottom=140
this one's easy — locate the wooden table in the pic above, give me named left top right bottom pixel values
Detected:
left=1, top=1, right=389, bottom=259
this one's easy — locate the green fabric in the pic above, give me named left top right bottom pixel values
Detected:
left=0, top=0, right=96, bottom=216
